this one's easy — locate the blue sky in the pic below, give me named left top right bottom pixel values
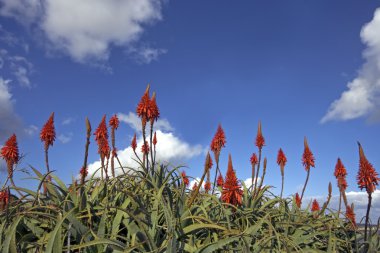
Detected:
left=1, top=1, right=380, bottom=219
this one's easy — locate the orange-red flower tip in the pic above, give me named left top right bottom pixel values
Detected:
left=255, top=121, right=265, bottom=149
left=141, top=141, right=150, bottom=155
left=109, top=114, right=119, bottom=130
left=1, top=134, right=20, bottom=168
left=181, top=171, right=189, bottom=187
left=94, top=115, right=110, bottom=158
left=221, top=154, right=243, bottom=206
left=302, top=137, right=315, bottom=169
left=295, top=193, right=301, bottom=208
left=346, top=204, right=356, bottom=228
left=311, top=199, right=320, bottom=212
left=250, top=153, right=258, bottom=165
left=357, top=142, right=379, bottom=194
left=131, top=133, right=137, bottom=151
left=80, top=166, right=88, bottom=179
left=149, top=92, right=160, bottom=123
left=136, top=85, right=151, bottom=122
left=277, top=148, right=287, bottom=167
left=153, top=132, right=157, bottom=146
left=210, top=124, right=226, bottom=155
left=217, top=173, right=224, bottom=187
left=40, top=112, right=56, bottom=149
left=205, top=152, right=213, bottom=170
left=204, top=180, right=211, bottom=193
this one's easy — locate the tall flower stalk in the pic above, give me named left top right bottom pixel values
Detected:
left=277, top=148, right=287, bottom=199
left=210, top=124, right=226, bottom=194
left=334, top=158, right=348, bottom=215
left=253, top=121, right=265, bottom=198
left=94, top=115, right=110, bottom=180
left=109, top=114, right=119, bottom=177
left=300, top=137, right=315, bottom=201
left=250, top=153, right=258, bottom=192
left=81, top=117, right=91, bottom=185
left=40, top=112, right=56, bottom=189
left=149, top=92, right=159, bottom=173
left=357, top=142, right=379, bottom=241
left=1, top=134, right=22, bottom=196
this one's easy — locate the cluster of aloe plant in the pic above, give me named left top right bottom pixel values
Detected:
left=0, top=85, right=379, bottom=252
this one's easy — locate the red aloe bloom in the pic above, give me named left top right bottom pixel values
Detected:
left=153, top=132, right=157, bottom=146
left=334, top=158, right=348, bottom=190
left=295, top=193, right=301, bottom=208
left=181, top=171, right=189, bottom=186
left=311, top=199, right=320, bottom=212
left=1, top=134, right=20, bottom=170
left=217, top=173, right=224, bottom=187
left=149, top=92, right=160, bottom=124
left=141, top=141, right=150, bottom=155
left=0, top=189, right=9, bottom=210
left=346, top=205, right=356, bottom=228
left=277, top=148, right=287, bottom=167
left=205, top=152, right=213, bottom=170
left=250, top=153, right=258, bottom=165
left=192, top=182, right=198, bottom=191
left=337, top=176, right=348, bottom=191
left=136, top=85, right=151, bottom=126
left=131, top=134, right=137, bottom=151
left=221, top=154, right=243, bottom=206
left=302, top=137, right=315, bottom=170
left=94, top=115, right=110, bottom=158
left=80, top=166, right=88, bottom=179
left=40, top=112, right=56, bottom=150
left=255, top=121, right=265, bottom=149
left=204, top=180, right=211, bottom=193
left=109, top=114, right=119, bottom=130
left=210, top=124, right=226, bottom=158
left=357, top=143, right=379, bottom=194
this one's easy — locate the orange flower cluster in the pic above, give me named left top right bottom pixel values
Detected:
left=80, top=166, right=88, bottom=179
left=94, top=115, right=110, bottom=159
left=204, top=181, right=211, bottom=193
left=221, top=154, right=243, bottom=206
left=255, top=122, right=265, bottom=149
left=141, top=141, right=150, bottom=155
left=217, top=173, right=224, bottom=187
left=357, top=143, right=379, bottom=194
left=311, top=199, right=320, bottom=212
left=295, top=193, right=301, bottom=208
left=181, top=171, right=189, bottom=186
left=250, top=153, right=258, bottom=165
left=153, top=132, right=157, bottom=146
left=345, top=205, right=356, bottom=228
left=0, top=189, right=9, bottom=210
left=136, top=85, right=160, bottom=128
left=131, top=134, right=137, bottom=151
left=302, top=137, right=315, bottom=170
left=210, top=124, right=226, bottom=161
left=109, top=114, right=119, bottom=130
left=334, top=158, right=348, bottom=191
left=40, top=113, right=56, bottom=150
left=277, top=148, right=287, bottom=167
left=1, top=134, right=20, bottom=171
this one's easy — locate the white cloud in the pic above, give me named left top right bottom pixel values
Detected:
left=0, top=77, right=22, bottom=140
left=57, top=132, right=73, bottom=144
left=87, top=129, right=204, bottom=178
left=118, top=112, right=174, bottom=132
left=24, top=124, right=38, bottom=136
left=0, top=0, right=164, bottom=63
left=62, top=117, right=74, bottom=126
left=321, top=8, right=380, bottom=123
left=0, top=49, right=33, bottom=88
left=128, top=46, right=167, bottom=64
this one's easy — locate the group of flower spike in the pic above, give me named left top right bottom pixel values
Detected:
left=1, top=84, right=379, bottom=241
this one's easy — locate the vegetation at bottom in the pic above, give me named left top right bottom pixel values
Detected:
left=0, top=85, right=379, bottom=252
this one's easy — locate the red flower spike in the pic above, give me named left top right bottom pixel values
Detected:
left=40, top=112, right=56, bottom=150
left=221, top=154, right=243, bottom=206
left=295, top=193, right=301, bottom=208
left=334, top=158, right=348, bottom=190
left=136, top=85, right=151, bottom=123
left=357, top=143, right=379, bottom=194
left=0, top=189, right=9, bottom=210
left=1, top=134, right=20, bottom=169
left=192, top=182, right=198, bottom=191
left=311, top=199, right=320, bottom=212
left=277, top=148, right=287, bottom=167
left=255, top=121, right=265, bottom=149
left=149, top=92, right=160, bottom=124
left=80, top=166, right=88, bottom=178
left=204, top=180, right=211, bottom=193
left=153, top=132, right=157, bottom=146
left=217, top=173, right=224, bottom=187
left=181, top=171, right=189, bottom=186
left=302, top=137, right=315, bottom=170
left=141, top=141, right=150, bottom=155
left=346, top=204, right=356, bottom=228
left=210, top=124, right=226, bottom=154
left=131, top=134, right=137, bottom=151
left=109, top=114, right=119, bottom=130
left=94, top=115, right=110, bottom=158
left=205, top=152, right=213, bottom=171
left=250, top=153, right=258, bottom=165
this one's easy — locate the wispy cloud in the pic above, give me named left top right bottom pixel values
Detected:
left=128, top=46, right=167, bottom=64
left=0, top=0, right=165, bottom=63
left=321, top=8, right=380, bottom=123
left=57, top=132, right=73, bottom=144
left=24, top=124, right=38, bottom=136
left=62, top=117, right=75, bottom=126
left=118, top=112, right=174, bottom=133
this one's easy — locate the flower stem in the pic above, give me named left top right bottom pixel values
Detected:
left=364, top=192, right=372, bottom=242
left=280, top=166, right=284, bottom=200
left=300, top=168, right=310, bottom=201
